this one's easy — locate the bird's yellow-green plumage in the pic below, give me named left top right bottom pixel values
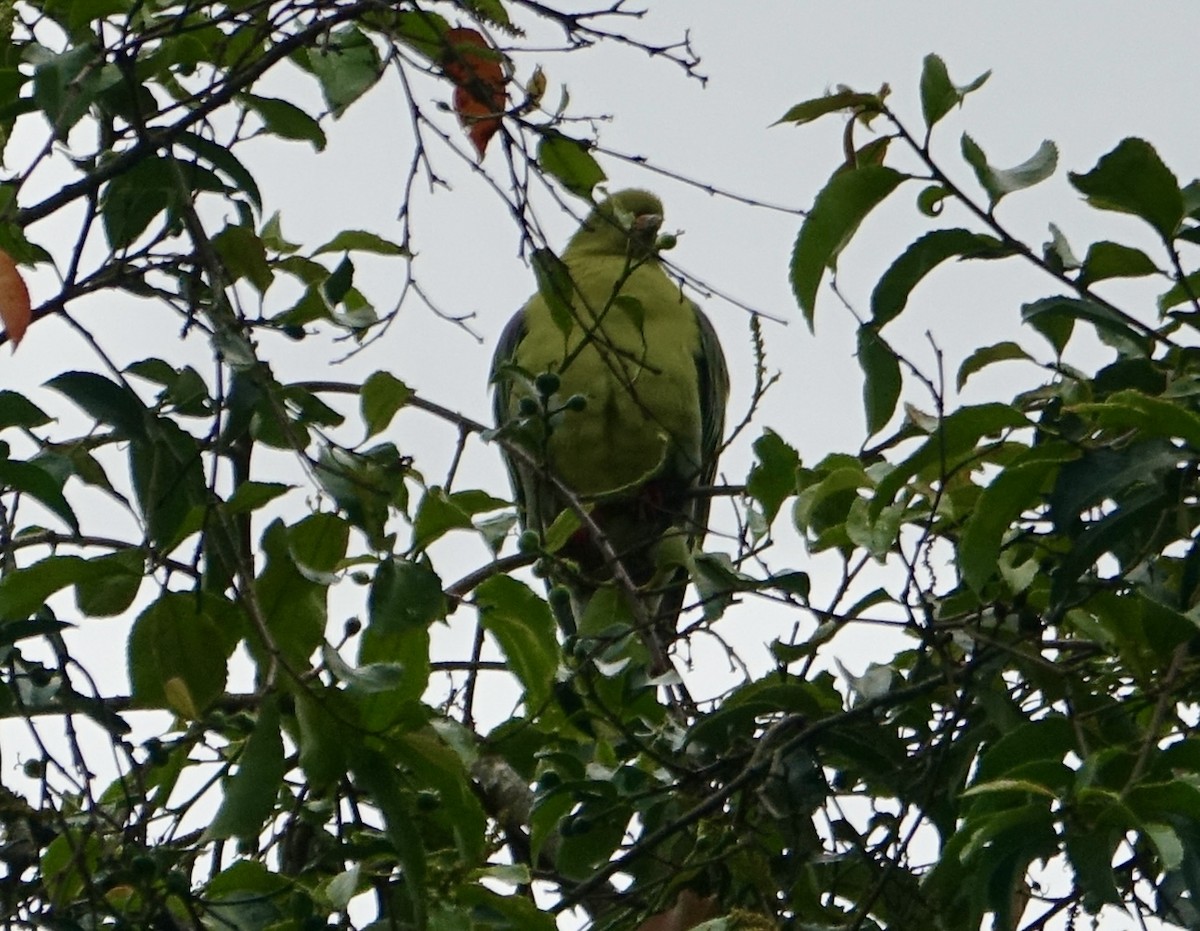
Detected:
left=492, top=189, right=728, bottom=648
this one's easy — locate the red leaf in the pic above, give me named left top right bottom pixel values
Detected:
left=442, top=28, right=506, bottom=159
left=0, top=250, right=31, bottom=348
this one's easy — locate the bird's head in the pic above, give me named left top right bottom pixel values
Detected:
left=569, top=189, right=665, bottom=260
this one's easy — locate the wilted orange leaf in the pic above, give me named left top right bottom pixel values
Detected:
left=635, top=890, right=720, bottom=931
left=442, top=27, right=507, bottom=159
left=0, top=249, right=31, bottom=347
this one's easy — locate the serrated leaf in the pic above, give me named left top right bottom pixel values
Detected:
left=1069, top=137, right=1183, bottom=240
left=872, top=227, right=1011, bottom=326
left=314, top=229, right=407, bottom=256
left=956, top=341, right=1035, bottom=391
left=791, top=165, right=906, bottom=329
left=773, top=90, right=882, bottom=126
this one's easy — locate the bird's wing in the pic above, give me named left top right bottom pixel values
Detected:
left=491, top=305, right=530, bottom=514
left=690, top=303, right=729, bottom=543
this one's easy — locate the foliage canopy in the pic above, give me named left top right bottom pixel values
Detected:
left=0, top=4, right=1199, bottom=930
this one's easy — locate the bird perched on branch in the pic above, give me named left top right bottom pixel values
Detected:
left=492, top=189, right=728, bottom=666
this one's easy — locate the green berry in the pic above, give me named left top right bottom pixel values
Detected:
left=534, top=371, right=561, bottom=397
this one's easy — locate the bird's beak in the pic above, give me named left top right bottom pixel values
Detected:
left=632, top=213, right=663, bottom=235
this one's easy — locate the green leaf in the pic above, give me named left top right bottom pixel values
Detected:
left=323, top=255, right=354, bottom=304
left=870, top=403, right=1030, bottom=519
left=746, top=429, right=800, bottom=525
left=0, top=458, right=78, bottom=532
left=0, top=555, right=90, bottom=620
left=314, top=229, right=408, bottom=256
left=391, top=10, right=453, bottom=62
left=300, top=26, right=383, bottom=117
left=212, top=224, right=272, bottom=293
left=205, top=696, right=286, bottom=841
left=129, top=417, right=207, bottom=548
left=531, top=248, right=575, bottom=336
left=961, top=134, right=1058, bottom=207
left=225, top=481, right=291, bottom=514
left=871, top=228, right=1011, bottom=327
left=1070, top=390, right=1200, bottom=450
left=0, top=391, right=50, bottom=429
left=475, top=576, right=558, bottom=710
left=1069, top=138, right=1183, bottom=240
left=74, top=550, right=143, bottom=617
left=349, top=750, right=427, bottom=927
left=773, top=90, right=883, bottom=126
left=1021, top=296, right=1148, bottom=358
left=920, top=54, right=990, bottom=131
left=856, top=326, right=900, bottom=436
left=917, top=184, right=950, bottom=217
left=241, top=93, right=327, bottom=150
left=175, top=131, right=262, bottom=211
left=791, top=165, right=906, bottom=329
left=128, top=593, right=239, bottom=714
left=361, top=370, right=413, bottom=439
left=1157, top=271, right=1200, bottom=314
left=294, top=685, right=351, bottom=792
left=101, top=156, right=178, bottom=249
left=956, top=341, right=1035, bottom=391
left=959, top=443, right=1076, bottom=592
left=368, top=558, right=447, bottom=636
left=537, top=132, right=605, bottom=198
left=1078, top=240, right=1160, bottom=287
left=45, top=371, right=148, bottom=439
left=254, top=519, right=327, bottom=670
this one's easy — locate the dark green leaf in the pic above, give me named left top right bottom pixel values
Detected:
left=746, top=429, right=800, bottom=525
left=361, top=370, right=413, bottom=439
left=127, top=593, right=239, bottom=714
left=959, top=443, right=1076, bottom=592
left=531, top=248, right=575, bottom=336
left=45, top=371, right=147, bottom=438
left=791, top=165, right=906, bottom=328
left=206, top=697, right=286, bottom=841
left=956, top=341, right=1035, bottom=391
left=1021, top=296, right=1148, bottom=358
left=101, top=156, right=177, bottom=249
left=323, top=255, right=354, bottom=304
left=74, top=550, right=143, bottom=617
left=870, top=403, right=1030, bottom=519
left=0, top=458, right=78, bottom=532
left=1078, top=240, right=1159, bottom=287
left=314, top=229, right=408, bottom=256
left=857, top=326, right=900, bottom=436
left=0, top=391, right=49, bottom=429
left=920, top=54, right=990, bottom=130
left=242, top=93, right=327, bottom=150
left=1069, top=138, right=1183, bottom=239
left=872, top=228, right=1011, bottom=327
left=773, top=90, right=883, bottom=126
left=368, top=558, right=447, bottom=636
left=175, top=131, right=262, bottom=211
left=212, top=224, right=272, bottom=293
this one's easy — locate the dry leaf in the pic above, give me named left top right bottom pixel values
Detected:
left=0, top=249, right=31, bottom=347
left=442, top=27, right=507, bottom=159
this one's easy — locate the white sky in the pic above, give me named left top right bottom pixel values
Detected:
left=5, top=3, right=1200, bottom=927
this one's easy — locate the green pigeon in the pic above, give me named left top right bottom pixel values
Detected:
left=491, top=189, right=729, bottom=661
